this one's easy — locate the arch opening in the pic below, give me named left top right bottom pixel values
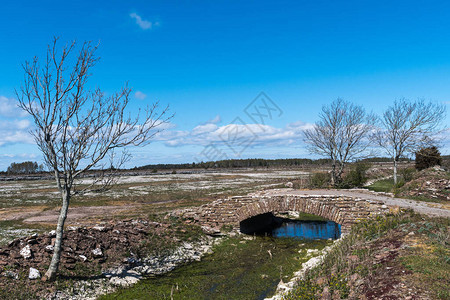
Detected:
left=239, top=211, right=341, bottom=240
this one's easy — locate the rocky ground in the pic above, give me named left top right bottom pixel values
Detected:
left=0, top=217, right=212, bottom=299
left=283, top=211, right=449, bottom=300
left=397, top=167, right=450, bottom=202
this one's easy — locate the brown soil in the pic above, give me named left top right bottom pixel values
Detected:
left=0, top=219, right=175, bottom=298
left=21, top=205, right=139, bottom=224
left=355, top=231, right=430, bottom=299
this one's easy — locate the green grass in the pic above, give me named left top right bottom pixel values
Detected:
left=400, top=217, right=450, bottom=299
left=284, top=211, right=450, bottom=300
left=100, top=237, right=331, bottom=300
left=366, top=178, right=395, bottom=193
left=0, top=220, right=53, bottom=246
left=401, top=252, right=449, bottom=299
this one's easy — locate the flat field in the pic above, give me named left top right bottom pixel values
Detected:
left=0, top=168, right=309, bottom=245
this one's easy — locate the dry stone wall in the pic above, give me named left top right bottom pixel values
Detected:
left=181, top=194, right=390, bottom=234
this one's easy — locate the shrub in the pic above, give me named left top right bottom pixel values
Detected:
left=415, top=146, right=442, bottom=171
left=340, top=163, right=370, bottom=188
left=310, top=172, right=330, bottom=188
left=400, top=167, right=416, bottom=182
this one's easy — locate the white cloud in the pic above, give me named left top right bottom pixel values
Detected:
left=155, top=119, right=313, bottom=148
left=205, top=115, right=221, bottom=124
left=130, top=13, right=157, bottom=30
left=0, top=96, right=27, bottom=117
left=0, top=119, right=34, bottom=146
left=135, top=91, right=147, bottom=100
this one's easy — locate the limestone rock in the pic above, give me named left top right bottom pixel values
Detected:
left=20, top=244, right=32, bottom=259
left=4, top=270, right=18, bottom=279
left=79, top=255, right=87, bottom=262
left=93, top=225, right=106, bottom=232
left=92, top=247, right=103, bottom=258
left=28, top=267, right=40, bottom=280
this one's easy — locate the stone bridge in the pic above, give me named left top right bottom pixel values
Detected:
left=179, top=193, right=391, bottom=234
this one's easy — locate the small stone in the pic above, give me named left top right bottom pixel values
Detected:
left=93, top=225, right=106, bottom=232
left=20, top=245, right=32, bottom=259
left=316, top=276, right=326, bottom=285
left=408, top=231, right=415, bottom=236
left=349, top=273, right=361, bottom=283
left=28, top=267, right=40, bottom=280
left=4, top=271, right=18, bottom=279
left=78, top=255, right=87, bottom=262
left=92, top=247, right=103, bottom=258
left=347, top=255, right=359, bottom=263
left=27, top=239, right=38, bottom=245
left=45, top=245, right=54, bottom=252
left=321, top=286, right=331, bottom=299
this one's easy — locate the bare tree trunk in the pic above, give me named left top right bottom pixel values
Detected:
left=43, top=189, right=70, bottom=281
left=393, top=159, right=398, bottom=185
left=337, top=162, right=345, bottom=184
left=330, top=161, right=336, bottom=186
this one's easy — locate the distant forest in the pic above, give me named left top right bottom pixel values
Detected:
left=6, top=156, right=450, bottom=175
left=133, top=157, right=413, bottom=171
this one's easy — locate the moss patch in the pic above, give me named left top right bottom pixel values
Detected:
left=100, top=237, right=330, bottom=300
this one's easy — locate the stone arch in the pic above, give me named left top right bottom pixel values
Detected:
left=188, top=194, right=389, bottom=235
left=235, top=195, right=344, bottom=228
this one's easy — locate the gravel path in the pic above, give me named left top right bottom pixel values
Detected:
left=265, top=189, right=450, bottom=218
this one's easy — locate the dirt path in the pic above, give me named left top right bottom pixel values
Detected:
left=263, top=188, right=450, bottom=218
left=0, top=205, right=141, bottom=224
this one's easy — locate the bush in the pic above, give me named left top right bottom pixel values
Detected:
left=340, top=163, right=370, bottom=188
left=310, top=172, right=330, bottom=188
left=400, top=167, right=416, bottom=182
left=415, top=146, right=442, bottom=171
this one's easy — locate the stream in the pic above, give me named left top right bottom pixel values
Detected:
left=101, top=218, right=340, bottom=299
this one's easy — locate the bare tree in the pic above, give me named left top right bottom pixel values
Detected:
left=372, top=99, right=446, bottom=184
left=16, top=38, right=171, bottom=281
left=304, top=99, right=375, bottom=185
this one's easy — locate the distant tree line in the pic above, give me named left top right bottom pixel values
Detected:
left=134, top=158, right=336, bottom=170
left=6, top=161, right=45, bottom=175
left=132, top=157, right=418, bottom=171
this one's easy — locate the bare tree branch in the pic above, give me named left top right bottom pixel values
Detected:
left=304, top=99, right=375, bottom=185
left=15, top=37, right=172, bottom=281
left=372, top=98, right=446, bottom=184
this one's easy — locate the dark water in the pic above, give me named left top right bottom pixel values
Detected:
left=271, top=220, right=341, bottom=240
left=240, top=212, right=341, bottom=240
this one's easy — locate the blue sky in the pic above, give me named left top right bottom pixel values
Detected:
left=0, top=0, right=449, bottom=170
